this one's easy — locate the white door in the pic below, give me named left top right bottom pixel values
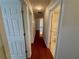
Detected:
left=0, top=0, right=26, bottom=59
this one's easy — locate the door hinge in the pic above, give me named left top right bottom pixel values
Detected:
left=24, top=33, right=26, bottom=36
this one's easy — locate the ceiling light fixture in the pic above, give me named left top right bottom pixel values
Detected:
left=35, top=6, right=43, bottom=11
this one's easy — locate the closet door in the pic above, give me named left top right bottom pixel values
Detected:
left=0, top=0, right=26, bottom=59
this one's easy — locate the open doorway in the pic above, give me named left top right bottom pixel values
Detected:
left=40, top=18, right=43, bottom=36
left=49, top=5, right=61, bottom=58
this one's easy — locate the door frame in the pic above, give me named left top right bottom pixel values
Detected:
left=49, top=5, right=62, bottom=57
left=47, top=1, right=64, bottom=58
left=44, top=0, right=63, bottom=58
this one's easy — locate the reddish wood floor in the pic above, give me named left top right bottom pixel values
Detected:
left=30, top=31, right=54, bottom=59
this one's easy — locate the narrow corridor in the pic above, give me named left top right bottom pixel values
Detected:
left=30, top=31, right=54, bottom=59
left=0, top=0, right=79, bottom=59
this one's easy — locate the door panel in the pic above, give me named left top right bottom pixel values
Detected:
left=0, top=0, right=26, bottom=59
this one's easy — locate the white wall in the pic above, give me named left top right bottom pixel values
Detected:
left=44, top=0, right=61, bottom=48
left=23, top=4, right=31, bottom=58
left=35, top=18, right=40, bottom=30
left=56, top=0, right=79, bottom=59
left=23, top=2, right=35, bottom=58
left=29, top=10, right=35, bottom=43
left=32, top=17, right=35, bottom=43
left=44, top=10, right=51, bottom=48
left=40, top=18, right=43, bottom=35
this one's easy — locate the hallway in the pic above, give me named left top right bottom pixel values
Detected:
left=30, top=31, right=54, bottom=59
left=0, top=0, right=79, bottom=59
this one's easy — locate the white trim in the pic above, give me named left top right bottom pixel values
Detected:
left=55, top=0, right=64, bottom=59
left=44, top=0, right=63, bottom=57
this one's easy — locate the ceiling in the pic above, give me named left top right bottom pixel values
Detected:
left=29, top=0, right=51, bottom=12
left=29, top=0, right=51, bottom=18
